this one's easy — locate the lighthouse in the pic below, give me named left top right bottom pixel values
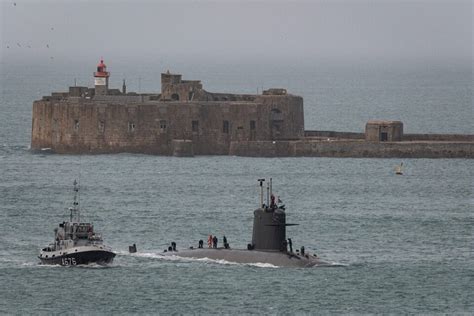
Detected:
left=94, top=59, right=110, bottom=96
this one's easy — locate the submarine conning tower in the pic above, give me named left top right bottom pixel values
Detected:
left=252, top=207, right=286, bottom=251
left=251, top=178, right=288, bottom=251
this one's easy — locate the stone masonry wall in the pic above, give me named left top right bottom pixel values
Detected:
left=31, top=94, right=304, bottom=154
left=229, top=140, right=474, bottom=158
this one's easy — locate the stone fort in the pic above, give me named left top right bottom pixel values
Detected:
left=31, top=60, right=473, bottom=158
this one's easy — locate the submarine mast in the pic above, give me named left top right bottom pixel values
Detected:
left=258, top=178, right=265, bottom=207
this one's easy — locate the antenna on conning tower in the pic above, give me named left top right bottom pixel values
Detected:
left=258, top=179, right=265, bottom=208
left=266, top=181, right=270, bottom=208
left=269, top=177, right=273, bottom=198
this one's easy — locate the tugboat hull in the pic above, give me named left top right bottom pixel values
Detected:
left=39, top=250, right=115, bottom=266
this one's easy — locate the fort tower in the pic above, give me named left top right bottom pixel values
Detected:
left=94, top=59, right=109, bottom=96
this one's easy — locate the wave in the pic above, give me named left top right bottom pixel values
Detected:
left=319, top=261, right=348, bottom=267
left=19, top=262, right=116, bottom=269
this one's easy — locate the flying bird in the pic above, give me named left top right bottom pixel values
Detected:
left=46, top=44, right=49, bottom=48
left=17, top=43, right=21, bottom=47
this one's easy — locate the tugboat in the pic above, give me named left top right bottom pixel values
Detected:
left=38, top=180, right=115, bottom=266
left=160, top=179, right=331, bottom=268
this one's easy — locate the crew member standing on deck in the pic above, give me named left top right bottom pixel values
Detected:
left=208, top=235, right=213, bottom=248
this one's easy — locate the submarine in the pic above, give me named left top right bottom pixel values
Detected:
left=160, top=179, right=331, bottom=268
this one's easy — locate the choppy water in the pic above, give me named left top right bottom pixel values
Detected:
left=0, top=59, right=473, bottom=314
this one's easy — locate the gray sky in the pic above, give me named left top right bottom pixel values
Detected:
left=0, top=0, right=472, bottom=63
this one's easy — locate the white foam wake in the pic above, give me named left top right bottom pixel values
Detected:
left=118, top=251, right=279, bottom=268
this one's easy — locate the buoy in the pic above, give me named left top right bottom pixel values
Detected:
left=395, top=162, right=403, bottom=175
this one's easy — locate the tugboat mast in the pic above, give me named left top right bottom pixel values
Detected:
left=70, top=180, right=80, bottom=222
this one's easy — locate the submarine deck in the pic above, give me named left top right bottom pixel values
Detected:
left=163, top=248, right=330, bottom=268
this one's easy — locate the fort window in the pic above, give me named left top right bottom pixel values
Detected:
left=128, top=122, right=136, bottom=132
left=98, top=120, right=105, bottom=133
left=52, top=118, right=58, bottom=131
left=74, top=120, right=79, bottom=131
left=192, top=120, right=199, bottom=132
left=171, top=93, right=179, bottom=101
left=223, top=120, right=229, bottom=134
left=250, top=120, right=256, bottom=130
left=188, top=92, right=194, bottom=101
left=160, top=120, right=167, bottom=130
left=271, top=108, right=283, bottom=121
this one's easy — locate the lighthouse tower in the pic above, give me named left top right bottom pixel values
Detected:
left=94, top=59, right=110, bottom=96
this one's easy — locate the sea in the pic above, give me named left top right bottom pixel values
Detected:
left=0, top=57, right=472, bottom=314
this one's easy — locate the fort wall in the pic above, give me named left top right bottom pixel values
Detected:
left=31, top=62, right=473, bottom=158
left=32, top=95, right=304, bottom=155
left=403, top=134, right=474, bottom=142
left=229, top=140, right=474, bottom=158
left=304, top=130, right=365, bottom=139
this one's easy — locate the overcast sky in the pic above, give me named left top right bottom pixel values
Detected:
left=0, top=0, right=472, bottom=63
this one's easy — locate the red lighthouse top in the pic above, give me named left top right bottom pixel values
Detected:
left=94, top=59, right=110, bottom=78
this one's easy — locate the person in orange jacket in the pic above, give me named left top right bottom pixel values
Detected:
left=207, top=234, right=213, bottom=248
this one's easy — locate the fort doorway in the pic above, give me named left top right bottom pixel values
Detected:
left=271, top=122, right=282, bottom=139
left=171, top=93, right=179, bottom=101
left=249, top=120, right=256, bottom=140
left=270, top=109, right=283, bottom=140
left=380, top=132, right=388, bottom=141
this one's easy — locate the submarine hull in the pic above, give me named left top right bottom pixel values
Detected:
left=163, top=248, right=330, bottom=268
